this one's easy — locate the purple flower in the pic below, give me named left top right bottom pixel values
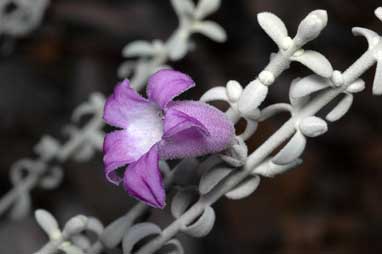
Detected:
left=103, top=69, right=234, bottom=208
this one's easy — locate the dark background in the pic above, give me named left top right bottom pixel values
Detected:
left=0, top=0, right=381, bottom=253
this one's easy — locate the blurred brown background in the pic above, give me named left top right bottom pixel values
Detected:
left=0, top=0, right=381, bottom=253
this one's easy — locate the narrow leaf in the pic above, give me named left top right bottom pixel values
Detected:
left=10, top=195, right=31, bottom=220
left=39, top=166, right=63, bottom=190
left=182, top=207, right=215, bottom=237
left=273, top=131, right=306, bottom=165
left=164, top=239, right=184, bottom=254
left=199, top=168, right=231, bottom=195
left=257, top=12, right=288, bottom=48
left=59, top=244, right=84, bottom=254
left=238, top=80, right=268, bottom=116
left=289, top=78, right=310, bottom=109
left=100, top=215, right=132, bottom=248
left=192, top=21, right=227, bottom=42
left=35, top=209, right=60, bottom=237
left=86, top=217, right=104, bottom=235
left=200, top=86, right=229, bottom=102
left=253, top=159, right=303, bottom=178
left=225, top=176, right=260, bottom=200
left=122, top=41, right=155, bottom=57
left=171, top=0, right=195, bottom=18
left=373, top=59, right=382, bottom=95
left=292, top=50, right=333, bottom=78
left=238, top=120, right=258, bottom=141
left=171, top=190, right=197, bottom=219
left=195, top=0, right=221, bottom=19
left=352, top=27, right=379, bottom=49
left=63, top=215, right=88, bottom=236
left=290, top=75, right=331, bottom=98
left=167, top=31, right=189, bottom=60
left=123, top=223, right=162, bottom=254
left=326, top=93, right=353, bottom=122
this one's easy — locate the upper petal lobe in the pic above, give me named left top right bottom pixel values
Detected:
left=104, top=80, right=149, bottom=128
left=147, top=69, right=195, bottom=109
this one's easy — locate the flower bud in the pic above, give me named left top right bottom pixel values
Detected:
left=226, top=80, right=243, bottom=103
left=295, top=10, right=328, bottom=46
left=299, top=116, right=328, bottom=137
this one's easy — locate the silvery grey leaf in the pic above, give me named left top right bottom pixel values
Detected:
left=238, top=120, right=258, bottom=141
left=272, top=131, right=306, bottom=165
left=122, top=41, right=155, bottom=57
left=292, top=50, right=333, bottom=78
left=88, top=130, right=105, bottom=150
left=10, top=194, right=31, bottom=220
left=71, top=235, right=91, bottom=250
left=194, top=0, right=221, bottom=19
left=86, top=217, right=104, bottom=235
left=253, top=159, right=303, bottom=177
left=352, top=27, right=380, bottom=49
left=10, top=159, right=41, bottom=185
left=172, top=158, right=200, bottom=186
left=200, top=86, right=229, bottom=102
left=326, top=93, right=354, bottom=122
left=73, top=144, right=94, bottom=162
left=72, top=94, right=104, bottom=123
left=59, top=244, right=84, bottom=254
left=63, top=215, right=88, bottom=237
left=258, top=103, right=293, bottom=121
left=257, top=12, right=288, bottom=48
left=163, top=239, right=184, bottom=254
left=299, top=116, right=328, bottom=137
left=225, top=175, right=260, bottom=200
left=0, top=0, right=49, bottom=36
left=39, top=166, right=63, bottom=190
left=289, top=78, right=309, bottom=109
left=117, top=61, right=136, bottom=78
left=122, top=223, right=162, bottom=254
left=238, top=80, right=268, bottom=116
left=171, top=189, right=197, bottom=219
left=127, top=60, right=151, bottom=90
left=346, top=79, right=365, bottom=93
left=182, top=206, right=215, bottom=237
left=34, top=135, right=60, bottom=160
left=220, top=136, right=248, bottom=166
left=35, top=209, right=60, bottom=237
left=376, top=7, right=382, bottom=21
left=167, top=31, right=189, bottom=60
left=159, top=160, right=171, bottom=179
left=192, top=21, right=227, bottom=42
left=373, top=59, right=382, bottom=95
left=152, top=65, right=172, bottom=74
left=199, top=168, right=231, bottom=195
left=100, top=215, right=132, bottom=249
left=290, top=75, right=331, bottom=98
left=170, top=0, right=195, bottom=18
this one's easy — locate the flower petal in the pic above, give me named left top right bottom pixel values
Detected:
left=147, top=69, right=195, bottom=109
left=160, top=101, right=234, bottom=159
left=103, top=80, right=149, bottom=128
left=123, top=145, right=165, bottom=209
